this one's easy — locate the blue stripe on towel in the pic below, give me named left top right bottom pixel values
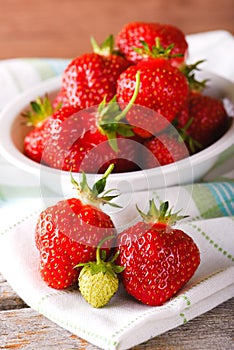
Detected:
left=206, top=182, right=234, bottom=216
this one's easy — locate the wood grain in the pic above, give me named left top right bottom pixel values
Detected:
left=0, top=273, right=234, bottom=349
left=0, top=0, right=233, bottom=59
left=0, top=300, right=233, bottom=349
left=0, top=281, right=28, bottom=311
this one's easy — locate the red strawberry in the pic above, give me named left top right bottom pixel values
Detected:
left=24, top=123, right=49, bottom=163
left=117, top=59, right=189, bottom=138
left=35, top=165, right=118, bottom=289
left=116, top=22, right=188, bottom=67
left=42, top=73, right=144, bottom=174
left=58, top=35, right=131, bottom=109
left=23, top=95, right=63, bottom=163
left=176, top=91, right=229, bottom=152
left=52, top=87, right=69, bottom=109
left=117, top=200, right=200, bottom=306
left=24, top=104, right=81, bottom=163
left=143, top=133, right=189, bottom=168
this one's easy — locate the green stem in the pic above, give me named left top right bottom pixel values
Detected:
left=109, top=250, right=120, bottom=264
left=102, top=164, right=115, bottom=180
left=96, top=235, right=115, bottom=264
left=115, top=71, right=140, bottom=122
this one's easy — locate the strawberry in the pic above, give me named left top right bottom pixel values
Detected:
left=42, top=72, right=144, bottom=173
left=24, top=104, right=81, bottom=163
left=23, top=95, right=62, bottom=162
left=143, top=133, right=188, bottom=168
left=116, top=22, right=188, bottom=67
left=58, top=35, right=131, bottom=109
left=77, top=235, right=124, bottom=308
left=35, top=164, right=119, bottom=289
left=176, top=91, right=229, bottom=152
left=116, top=200, right=200, bottom=306
left=116, top=59, right=189, bottom=138
left=52, top=87, right=69, bottom=109
left=24, top=122, right=49, bottom=163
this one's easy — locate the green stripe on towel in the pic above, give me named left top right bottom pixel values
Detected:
left=191, top=183, right=234, bottom=218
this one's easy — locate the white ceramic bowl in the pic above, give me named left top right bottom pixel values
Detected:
left=0, top=71, right=233, bottom=197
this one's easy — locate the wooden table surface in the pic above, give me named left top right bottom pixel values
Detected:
left=0, top=0, right=234, bottom=349
left=0, top=270, right=233, bottom=349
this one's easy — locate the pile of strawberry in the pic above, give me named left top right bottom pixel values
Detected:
left=24, top=21, right=229, bottom=174
left=35, top=164, right=200, bottom=308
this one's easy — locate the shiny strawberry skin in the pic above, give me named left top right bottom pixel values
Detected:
left=52, top=87, right=69, bottom=109
left=177, top=91, right=229, bottom=150
left=155, top=24, right=188, bottom=66
left=117, top=59, right=189, bottom=137
left=61, top=53, right=130, bottom=109
left=116, top=22, right=188, bottom=67
left=24, top=105, right=81, bottom=164
left=117, top=221, right=200, bottom=306
left=35, top=198, right=116, bottom=289
left=42, top=105, right=141, bottom=173
left=24, top=123, right=49, bottom=163
left=144, top=133, right=188, bottom=168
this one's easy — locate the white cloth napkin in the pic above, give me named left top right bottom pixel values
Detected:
left=0, top=187, right=234, bottom=350
left=0, top=31, right=234, bottom=350
left=186, top=30, right=234, bottom=82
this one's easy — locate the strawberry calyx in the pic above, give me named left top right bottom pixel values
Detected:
left=180, top=60, right=209, bottom=91
left=91, top=34, right=121, bottom=57
left=22, top=94, right=61, bottom=127
left=176, top=118, right=203, bottom=153
left=75, top=235, right=124, bottom=277
left=97, top=71, right=141, bottom=152
left=133, top=38, right=184, bottom=60
left=70, top=164, right=121, bottom=208
left=137, top=200, right=188, bottom=226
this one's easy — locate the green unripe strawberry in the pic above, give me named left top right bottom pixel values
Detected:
left=78, top=266, right=119, bottom=308
left=76, top=236, right=124, bottom=308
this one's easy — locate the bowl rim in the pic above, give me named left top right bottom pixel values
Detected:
left=0, top=72, right=233, bottom=182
